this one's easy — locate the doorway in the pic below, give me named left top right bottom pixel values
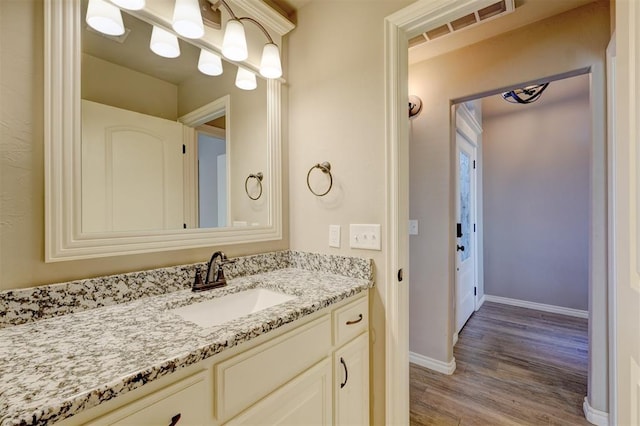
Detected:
left=383, top=2, right=610, bottom=424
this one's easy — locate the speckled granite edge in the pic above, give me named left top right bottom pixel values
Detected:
left=289, top=250, right=374, bottom=281
left=0, top=250, right=372, bottom=329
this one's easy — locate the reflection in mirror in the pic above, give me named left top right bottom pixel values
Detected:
left=80, top=2, right=268, bottom=232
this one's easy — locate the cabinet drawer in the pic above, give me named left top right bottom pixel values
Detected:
left=225, top=358, right=332, bottom=426
left=87, top=372, right=208, bottom=426
left=216, top=316, right=331, bottom=421
left=333, top=296, right=368, bottom=347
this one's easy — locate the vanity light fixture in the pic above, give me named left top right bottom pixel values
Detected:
left=216, top=0, right=283, bottom=79
left=172, top=0, right=205, bottom=39
left=109, top=0, right=145, bottom=11
left=198, top=49, right=224, bottom=76
left=86, top=0, right=125, bottom=36
left=150, top=26, right=181, bottom=58
left=235, top=67, right=257, bottom=91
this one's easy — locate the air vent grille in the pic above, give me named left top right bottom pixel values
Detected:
left=410, top=0, right=514, bottom=47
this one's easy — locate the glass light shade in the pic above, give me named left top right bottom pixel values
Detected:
left=86, top=0, right=125, bottom=36
left=110, top=0, right=145, bottom=10
left=150, top=26, right=180, bottom=58
left=198, top=49, right=223, bottom=76
left=235, top=67, right=257, bottom=91
left=172, top=0, right=204, bottom=39
left=222, top=19, right=248, bottom=61
left=259, top=43, right=282, bottom=79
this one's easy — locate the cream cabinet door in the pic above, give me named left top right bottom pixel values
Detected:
left=334, top=332, right=369, bottom=426
left=225, top=358, right=332, bottom=425
left=81, top=100, right=185, bottom=233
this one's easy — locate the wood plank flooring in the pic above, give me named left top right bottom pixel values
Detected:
left=410, top=302, right=590, bottom=426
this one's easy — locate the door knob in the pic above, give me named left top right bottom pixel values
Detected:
left=456, top=245, right=465, bottom=252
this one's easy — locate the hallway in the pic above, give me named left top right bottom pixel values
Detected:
left=410, top=302, right=590, bottom=425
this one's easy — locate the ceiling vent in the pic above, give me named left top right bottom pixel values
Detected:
left=409, top=0, right=515, bottom=48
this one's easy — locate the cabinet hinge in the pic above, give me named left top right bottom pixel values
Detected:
left=182, top=144, right=186, bottom=154
left=183, top=223, right=187, bottom=229
left=474, top=287, right=477, bottom=296
left=473, top=160, right=476, bottom=169
left=473, top=223, right=476, bottom=232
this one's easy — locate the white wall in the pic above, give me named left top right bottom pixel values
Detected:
left=408, top=1, right=609, bottom=412
left=287, top=2, right=411, bottom=423
left=482, top=74, right=591, bottom=311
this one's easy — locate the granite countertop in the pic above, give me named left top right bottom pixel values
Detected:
left=0, top=266, right=372, bottom=426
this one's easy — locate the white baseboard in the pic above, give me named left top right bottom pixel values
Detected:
left=409, top=351, right=456, bottom=375
left=476, top=294, right=486, bottom=310
left=484, top=295, right=588, bottom=319
left=583, top=397, right=608, bottom=426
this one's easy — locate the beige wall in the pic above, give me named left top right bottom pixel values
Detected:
left=408, top=0, right=610, bottom=412
left=179, top=62, right=270, bottom=226
left=287, top=1, right=412, bottom=423
left=482, top=74, right=591, bottom=310
left=82, top=53, right=178, bottom=120
left=0, top=0, right=287, bottom=291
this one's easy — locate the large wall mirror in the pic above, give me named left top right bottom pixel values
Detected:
left=44, top=0, right=293, bottom=261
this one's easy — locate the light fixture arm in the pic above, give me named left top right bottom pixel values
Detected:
left=217, top=0, right=275, bottom=44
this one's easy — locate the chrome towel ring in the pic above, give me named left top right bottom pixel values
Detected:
left=245, top=172, right=263, bottom=200
left=306, top=162, right=333, bottom=197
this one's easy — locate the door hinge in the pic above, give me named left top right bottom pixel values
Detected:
left=183, top=223, right=187, bottom=229
left=182, top=144, right=186, bottom=154
left=474, top=287, right=477, bottom=296
left=473, top=160, right=476, bottom=169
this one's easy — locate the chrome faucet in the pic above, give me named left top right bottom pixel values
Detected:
left=192, top=251, right=232, bottom=292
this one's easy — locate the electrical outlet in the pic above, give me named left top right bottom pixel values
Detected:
left=329, top=225, right=341, bottom=248
left=349, top=224, right=381, bottom=250
left=409, top=220, right=418, bottom=235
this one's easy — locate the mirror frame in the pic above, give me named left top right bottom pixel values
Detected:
left=44, top=0, right=289, bottom=262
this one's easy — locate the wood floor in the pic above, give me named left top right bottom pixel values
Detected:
left=410, top=302, right=590, bottom=426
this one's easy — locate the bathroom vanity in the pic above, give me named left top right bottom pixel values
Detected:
left=0, top=251, right=372, bottom=426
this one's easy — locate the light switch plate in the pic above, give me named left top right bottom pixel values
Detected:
left=329, top=225, right=341, bottom=248
left=349, top=224, right=381, bottom=250
left=409, top=220, right=419, bottom=235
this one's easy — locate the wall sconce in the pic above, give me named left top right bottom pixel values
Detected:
left=86, top=0, right=125, bottom=36
left=87, top=0, right=283, bottom=89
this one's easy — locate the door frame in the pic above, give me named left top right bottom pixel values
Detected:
left=383, top=1, right=611, bottom=424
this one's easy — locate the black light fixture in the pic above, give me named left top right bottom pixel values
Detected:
left=502, top=82, right=550, bottom=104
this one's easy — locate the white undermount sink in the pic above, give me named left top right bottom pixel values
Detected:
left=171, top=288, right=296, bottom=328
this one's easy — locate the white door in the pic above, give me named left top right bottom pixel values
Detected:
left=81, top=100, right=184, bottom=233
left=455, top=130, right=477, bottom=334
left=611, top=2, right=640, bottom=424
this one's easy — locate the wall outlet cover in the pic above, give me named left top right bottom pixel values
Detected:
left=329, top=225, right=341, bottom=248
left=409, top=220, right=418, bottom=235
left=349, top=224, right=381, bottom=250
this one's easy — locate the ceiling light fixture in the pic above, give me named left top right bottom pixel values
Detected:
left=172, top=0, right=205, bottom=39
left=235, top=67, right=257, bottom=91
left=86, top=0, right=125, bottom=36
left=150, top=26, right=181, bottom=58
left=502, top=82, right=550, bottom=104
left=109, top=0, right=145, bottom=11
left=198, top=49, right=223, bottom=76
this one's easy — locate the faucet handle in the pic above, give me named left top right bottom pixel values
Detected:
left=192, top=267, right=205, bottom=291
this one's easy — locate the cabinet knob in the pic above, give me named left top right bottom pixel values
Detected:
left=168, top=413, right=181, bottom=426
left=340, top=357, right=348, bottom=389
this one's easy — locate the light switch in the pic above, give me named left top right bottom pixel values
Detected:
left=349, top=224, right=381, bottom=250
left=329, top=225, right=341, bottom=248
left=409, top=220, right=418, bottom=235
